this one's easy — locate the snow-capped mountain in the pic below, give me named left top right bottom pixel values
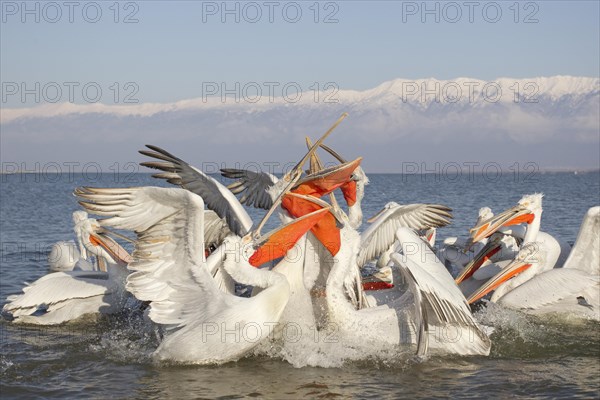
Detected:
left=2, top=76, right=598, bottom=171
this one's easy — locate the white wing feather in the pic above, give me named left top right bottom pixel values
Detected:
left=77, top=186, right=232, bottom=328
left=498, top=268, right=600, bottom=310
left=358, top=204, right=453, bottom=267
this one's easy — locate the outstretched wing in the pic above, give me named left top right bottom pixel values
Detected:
left=391, top=228, right=490, bottom=356
left=358, top=204, right=453, bottom=268
left=220, top=168, right=278, bottom=210
left=139, top=145, right=253, bottom=237
left=76, top=186, right=234, bottom=328
left=563, top=206, right=600, bottom=275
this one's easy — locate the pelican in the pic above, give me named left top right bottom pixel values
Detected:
left=467, top=207, right=599, bottom=320
left=76, top=185, right=330, bottom=364
left=260, top=146, right=367, bottom=351
left=468, top=194, right=570, bottom=260
left=2, top=217, right=133, bottom=325
left=360, top=228, right=439, bottom=293
left=323, top=221, right=491, bottom=356
left=463, top=194, right=571, bottom=303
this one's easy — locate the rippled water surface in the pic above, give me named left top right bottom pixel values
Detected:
left=1, top=172, right=599, bottom=399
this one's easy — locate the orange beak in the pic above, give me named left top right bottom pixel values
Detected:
left=455, top=240, right=502, bottom=284
left=281, top=192, right=341, bottom=257
left=249, top=206, right=330, bottom=267
left=293, top=157, right=362, bottom=199
left=466, top=260, right=532, bottom=304
left=469, top=205, right=535, bottom=244
left=88, top=232, right=133, bottom=266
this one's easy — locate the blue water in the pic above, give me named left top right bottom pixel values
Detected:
left=1, top=171, right=599, bottom=398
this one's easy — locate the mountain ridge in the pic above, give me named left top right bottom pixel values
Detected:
left=2, top=75, right=598, bottom=124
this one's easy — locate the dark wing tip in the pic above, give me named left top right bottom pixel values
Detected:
left=144, top=145, right=182, bottom=162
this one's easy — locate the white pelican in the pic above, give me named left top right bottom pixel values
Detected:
left=467, top=206, right=599, bottom=320
left=468, top=194, right=570, bottom=261
left=324, top=222, right=491, bottom=356
left=218, top=141, right=366, bottom=363
left=76, top=185, right=330, bottom=364
left=271, top=148, right=369, bottom=339
left=251, top=149, right=366, bottom=350
left=216, top=139, right=365, bottom=327
left=136, top=118, right=359, bottom=358
left=280, top=145, right=455, bottom=337
left=2, top=218, right=132, bottom=325
left=277, top=141, right=368, bottom=312
left=463, top=194, right=571, bottom=303
left=361, top=228, right=441, bottom=293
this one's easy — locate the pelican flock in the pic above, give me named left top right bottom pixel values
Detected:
left=3, top=113, right=599, bottom=365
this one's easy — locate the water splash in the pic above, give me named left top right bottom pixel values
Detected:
left=86, top=312, right=158, bottom=364
left=475, top=301, right=600, bottom=358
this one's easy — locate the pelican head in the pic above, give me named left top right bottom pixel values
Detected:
left=72, top=210, right=88, bottom=224
left=518, top=193, right=544, bottom=209
left=469, top=194, right=543, bottom=244
left=476, top=207, right=493, bottom=225
left=77, top=218, right=132, bottom=270
left=349, top=165, right=369, bottom=204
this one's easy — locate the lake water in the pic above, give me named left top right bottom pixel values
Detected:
left=1, top=171, right=599, bottom=398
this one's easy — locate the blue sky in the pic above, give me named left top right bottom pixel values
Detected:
left=1, top=1, right=599, bottom=107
